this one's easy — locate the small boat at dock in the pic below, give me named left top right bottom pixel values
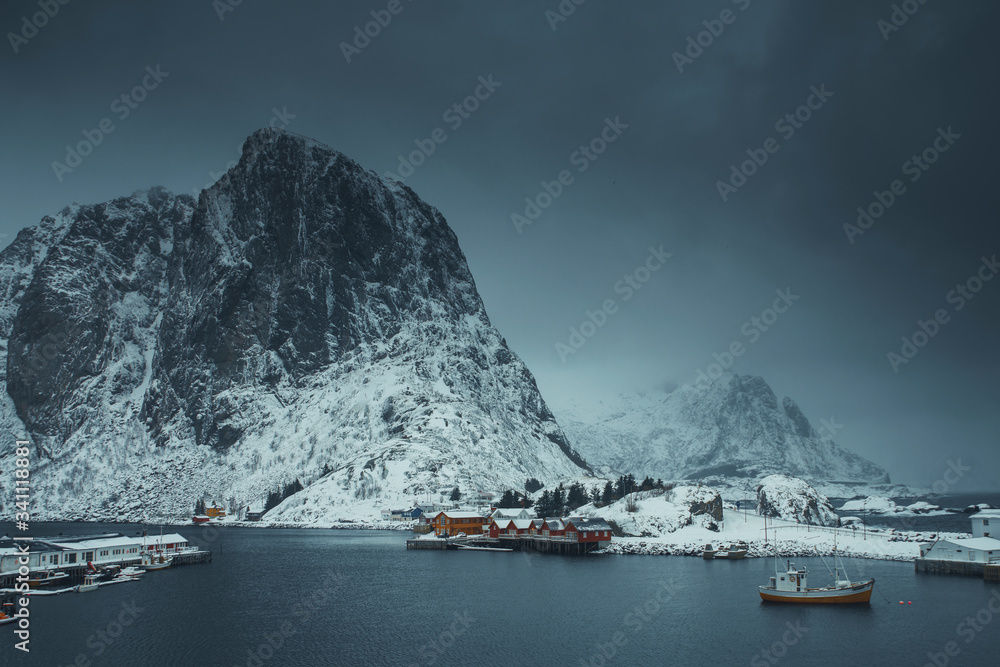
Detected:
left=138, top=551, right=172, bottom=571
left=28, top=570, right=70, bottom=588
left=715, top=542, right=749, bottom=559
left=701, top=544, right=717, bottom=559
left=0, top=602, right=15, bottom=625
left=77, top=575, right=100, bottom=593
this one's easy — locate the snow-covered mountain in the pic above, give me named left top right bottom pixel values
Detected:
left=550, top=374, right=889, bottom=486
left=0, top=128, right=588, bottom=521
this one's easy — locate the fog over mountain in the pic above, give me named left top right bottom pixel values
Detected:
left=1, top=1, right=998, bottom=490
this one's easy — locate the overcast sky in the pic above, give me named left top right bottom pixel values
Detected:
left=2, top=1, right=997, bottom=490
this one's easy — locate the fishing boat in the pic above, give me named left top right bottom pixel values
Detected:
left=759, top=558, right=874, bottom=604
left=77, top=575, right=100, bottom=593
left=701, top=544, right=717, bottom=559
left=27, top=570, right=70, bottom=588
left=120, top=566, right=144, bottom=578
left=138, top=551, right=172, bottom=571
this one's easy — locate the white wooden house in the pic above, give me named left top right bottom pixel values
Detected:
left=971, top=510, right=1000, bottom=539
left=919, top=537, right=1000, bottom=564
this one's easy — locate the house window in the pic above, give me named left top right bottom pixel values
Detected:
left=984, top=520, right=990, bottom=526
left=67, top=553, right=77, bottom=563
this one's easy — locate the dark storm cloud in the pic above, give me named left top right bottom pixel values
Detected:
left=1, top=0, right=997, bottom=488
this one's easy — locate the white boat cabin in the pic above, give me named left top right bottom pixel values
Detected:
left=768, top=562, right=811, bottom=592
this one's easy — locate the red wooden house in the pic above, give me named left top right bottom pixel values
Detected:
left=562, top=518, right=613, bottom=544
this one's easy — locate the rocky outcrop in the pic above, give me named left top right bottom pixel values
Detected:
left=756, top=474, right=840, bottom=527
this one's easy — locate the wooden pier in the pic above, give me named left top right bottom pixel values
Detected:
left=406, top=538, right=453, bottom=550
left=0, top=549, right=211, bottom=589
left=406, top=536, right=603, bottom=555
left=171, top=549, right=212, bottom=565
left=914, top=558, right=998, bottom=579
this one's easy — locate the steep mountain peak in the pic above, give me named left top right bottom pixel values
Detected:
left=0, top=131, right=588, bottom=521
left=550, top=373, right=888, bottom=484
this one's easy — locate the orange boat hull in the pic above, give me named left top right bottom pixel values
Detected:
left=760, top=580, right=874, bottom=604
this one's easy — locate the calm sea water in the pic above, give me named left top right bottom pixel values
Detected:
left=2, top=523, right=999, bottom=666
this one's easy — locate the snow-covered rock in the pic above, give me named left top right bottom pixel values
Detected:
left=756, top=474, right=840, bottom=527
left=905, top=501, right=940, bottom=514
left=550, top=375, right=890, bottom=485
left=963, top=503, right=997, bottom=514
left=576, top=485, right=723, bottom=537
left=0, top=129, right=590, bottom=522
left=838, top=496, right=903, bottom=514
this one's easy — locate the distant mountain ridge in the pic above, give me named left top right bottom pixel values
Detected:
left=550, top=374, right=889, bottom=485
left=0, top=128, right=588, bottom=521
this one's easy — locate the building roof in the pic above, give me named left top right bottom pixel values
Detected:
left=946, top=537, right=1000, bottom=550
left=512, top=519, right=535, bottom=530
left=543, top=518, right=564, bottom=530
left=140, top=533, right=189, bottom=547
left=48, top=536, right=141, bottom=550
left=973, top=510, right=1000, bottom=519
left=492, top=518, right=514, bottom=530
left=565, top=517, right=613, bottom=532
left=436, top=511, right=487, bottom=519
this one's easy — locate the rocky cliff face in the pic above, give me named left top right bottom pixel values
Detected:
left=550, top=374, right=889, bottom=485
left=0, top=129, right=587, bottom=521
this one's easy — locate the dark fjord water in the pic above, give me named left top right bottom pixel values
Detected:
left=2, top=523, right=999, bottom=666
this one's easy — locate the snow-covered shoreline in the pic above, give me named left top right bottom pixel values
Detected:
left=595, top=508, right=961, bottom=561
